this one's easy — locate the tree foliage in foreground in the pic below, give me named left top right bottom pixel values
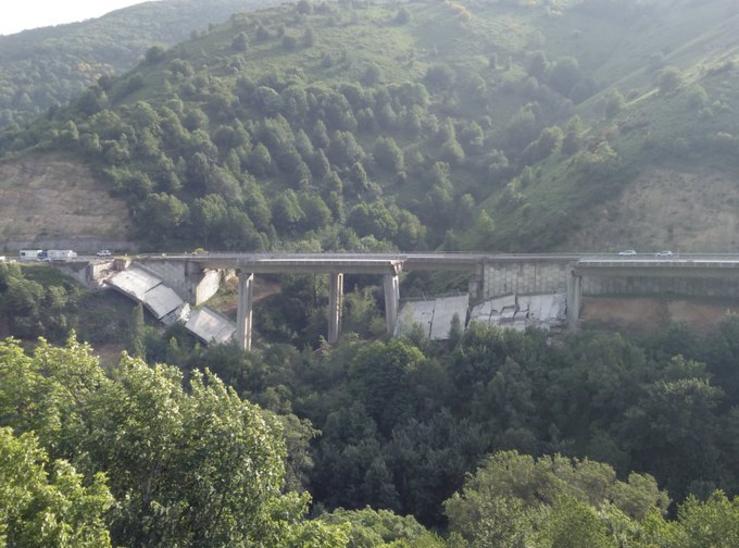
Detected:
left=0, top=336, right=351, bottom=547
left=445, top=450, right=739, bottom=547
left=0, top=427, right=113, bottom=547
left=2, top=333, right=739, bottom=546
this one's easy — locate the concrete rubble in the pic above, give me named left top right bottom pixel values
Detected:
left=470, top=293, right=567, bottom=331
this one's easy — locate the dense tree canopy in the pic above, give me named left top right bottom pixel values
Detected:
left=0, top=427, right=113, bottom=547
left=3, top=320, right=739, bottom=545
left=0, top=337, right=350, bottom=546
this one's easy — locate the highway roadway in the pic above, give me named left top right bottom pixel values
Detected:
left=18, top=251, right=739, bottom=273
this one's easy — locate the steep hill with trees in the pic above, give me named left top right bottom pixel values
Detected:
left=0, top=0, right=279, bottom=128
left=1, top=0, right=738, bottom=253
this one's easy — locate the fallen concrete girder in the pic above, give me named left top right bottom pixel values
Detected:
left=105, top=263, right=235, bottom=345
left=397, top=294, right=469, bottom=340
left=186, top=307, right=237, bottom=345
left=470, top=293, right=567, bottom=331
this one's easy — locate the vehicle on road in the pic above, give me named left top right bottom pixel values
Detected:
left=655, top=250, right=674, bottom=257
left=46, top=249, right=78, bottom=261
left=618, top=249, right=637, bottom=256
left=96, top=249, right=112, bottom=257
left=19, top=249, right=43, bottom=261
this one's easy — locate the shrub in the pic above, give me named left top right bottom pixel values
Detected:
left=374, top=136, right=404, bottom=172
left=144, top=45, right=166, bottom=64
left=657, top=66, right=684, bottom=95
left=232, top=32, right=249, bottom=52
left=282, top=34, right=299, bottom=51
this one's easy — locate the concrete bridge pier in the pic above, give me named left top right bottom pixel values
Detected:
left=567, top=269, right=582, bottom=330
left=236, top=271, right=254, bottom=351
left=384, top=273, right=400, bottom=335
left=328, top=273, right=344, bottom=344
left=468, top=262, right=485, bottom=304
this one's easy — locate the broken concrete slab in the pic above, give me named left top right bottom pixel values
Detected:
left=186, top=307, right=236, bottom=345
left=429, top=294, right=469, bottom=340
left=469, top=293, right=567, bottom=331
left=143, top=283, right=185, bottom=321
left=397, top=294, right=469, bottom=340
left=397, top=299, right=435, bottom=338
left=106, top=265, right=161, bottom=301
left=520, top=293, right=567, bottom=325
left=470, top=299, right=494, bottom=324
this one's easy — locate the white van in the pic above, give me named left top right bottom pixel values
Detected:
left=19, top=249, right=42, bottom=260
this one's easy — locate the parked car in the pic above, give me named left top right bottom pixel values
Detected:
left=618, top=249, right=637, bottom=256
left=655, top=250, right=674, bottom=257
left=96, top=249, right=112, bottom=257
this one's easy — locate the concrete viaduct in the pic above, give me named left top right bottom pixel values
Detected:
left=121, top=252, right=739, bottom=351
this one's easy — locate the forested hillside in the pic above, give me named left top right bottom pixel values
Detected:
left=0, top=0, right=279, bottom=128
left=3, top=323, right=739, bottom=545
left=2, top=0, right=738, bottom=252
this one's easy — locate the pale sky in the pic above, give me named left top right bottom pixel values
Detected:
left=0, top=0, right=154, bottom=36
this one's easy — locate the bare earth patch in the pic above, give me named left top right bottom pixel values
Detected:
left=563, top=168, right=739, bottom=252
left=208, top=276, right=282, bottom=320
left=93, top=343, right=127, bottom=370
left=0, top=153, right=132, bottom=248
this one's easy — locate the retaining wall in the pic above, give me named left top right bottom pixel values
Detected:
left=583, top=276, right=739, bottom=299
left=482, top=261, right=571, bottom=299
left=482, top=261, right=739, bottom=300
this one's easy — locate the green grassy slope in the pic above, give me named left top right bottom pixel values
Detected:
left=1, top=0, right=738, bottom=253
left=488, top=11, right=739, bottom=251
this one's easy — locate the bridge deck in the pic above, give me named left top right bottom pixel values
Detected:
left=72, top=252, right=739, bottom=275
left=576, top=257, right=739, bottom=279
left=133, top=252, right=584, bottom=273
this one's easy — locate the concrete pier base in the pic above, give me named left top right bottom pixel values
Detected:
left=236, top=272, right=254, bottom=351
left=384, top=273, right=400, bottom=335
left=567, top=270, right=582, bottom=330
left=328, top=272, right=344, bottom=344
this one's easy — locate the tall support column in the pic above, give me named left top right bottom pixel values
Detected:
left=468, top=262, right=485, bottom=304
left=236, top=271, right=254, bottom=351
left=384, top=273, right=400, bottom=336
left=328, top=272, right=344, bottom=344
left=566, top=269, right=582, bottom=330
